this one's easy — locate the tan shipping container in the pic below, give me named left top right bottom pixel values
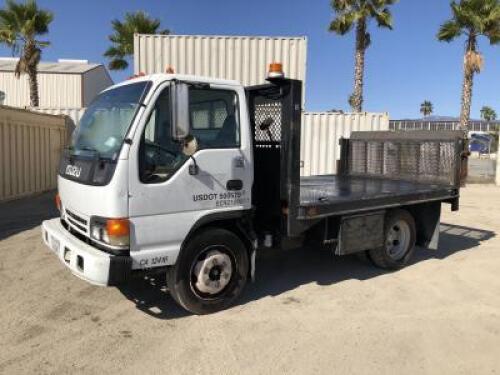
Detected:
left=0, top=105, right=67, bottom=202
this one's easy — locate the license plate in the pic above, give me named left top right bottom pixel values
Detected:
left=50, top=236, right=60, bottom=253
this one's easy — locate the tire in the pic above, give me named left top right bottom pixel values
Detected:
left=369, top=209, right=416, bottom=270
left=166, top=227, right=249, bottom=314
left=355, top=251, right=371, bottom=264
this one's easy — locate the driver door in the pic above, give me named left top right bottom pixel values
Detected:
left=127, top=82, right=252, bottom=269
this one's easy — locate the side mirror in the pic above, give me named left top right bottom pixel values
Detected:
left=259, top=116, right=275, bottom=141
left=171, top=82, right=190, bottom=141
left=183, top=135, right=198, bottom=156
left=259, top=117, right=274, bottom=131
left=183, top=135, right=199, bottom=176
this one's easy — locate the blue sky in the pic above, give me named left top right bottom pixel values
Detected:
left=0, top=0, right=498, bottom=119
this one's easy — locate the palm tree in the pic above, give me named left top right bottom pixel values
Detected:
left=0, top=0, right=53, bottom=107
left=420, top=100, right=434, bottom=117
left=329, top=0, right=398, bottom=112
left=480, top=106, right=497, bottom=122
left=437, top=0, right=500, bottom=129
left=104, top=11, right=169, bottom=71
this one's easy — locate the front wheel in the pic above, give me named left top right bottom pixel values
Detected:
left=167, top=228, right=249, bottom=314
left=369, top=209, right=416, bottom=270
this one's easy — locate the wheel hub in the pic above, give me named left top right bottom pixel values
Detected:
left=193, top=250, right=233, bottom=295
left=386, top=220, right=411, bottom=261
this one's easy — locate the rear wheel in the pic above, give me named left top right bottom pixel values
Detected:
left=369, top=209, right=416, bottom=270
left=167, top=228, right=249, bottom=314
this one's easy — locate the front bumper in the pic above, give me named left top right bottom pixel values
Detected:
left=41, top=218, right=131, bottom=286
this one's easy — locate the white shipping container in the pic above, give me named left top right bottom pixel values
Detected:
left=134, top=34, right=308, bottom=88
left=301, top=112, right=389, bottom=176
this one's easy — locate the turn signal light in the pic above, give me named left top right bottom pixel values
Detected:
left=55, top=193, right=61, bottom=211
left=90, top=217, right=130, bottom=248
left=105, top=218, right=130, bottom=247
left=106, top=218, right=130, bottom=237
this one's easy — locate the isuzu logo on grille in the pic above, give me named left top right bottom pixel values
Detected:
left=65, top=165, right=82, bottom=178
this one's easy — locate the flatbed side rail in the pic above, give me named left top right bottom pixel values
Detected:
left=339, top=131, right=467, bottom=189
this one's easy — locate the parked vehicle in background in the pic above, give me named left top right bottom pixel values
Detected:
left=42, top=65, right=467, bottom=314
left=469, top=132, right=493, bottom=154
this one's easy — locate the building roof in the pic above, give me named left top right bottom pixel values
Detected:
left=0, top=58, right=103, bottom=74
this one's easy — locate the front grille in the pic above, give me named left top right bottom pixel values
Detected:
left=66, top=209, right=87, bottom=225
left=66, top=217, right=87, bottom=233
left=64, top=209, right=88, bottom=235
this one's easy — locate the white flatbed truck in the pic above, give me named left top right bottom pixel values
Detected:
left=42, top=65, right=466, bottom=314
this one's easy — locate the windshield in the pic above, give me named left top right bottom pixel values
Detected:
left=71, top=81, right=150, bottom=159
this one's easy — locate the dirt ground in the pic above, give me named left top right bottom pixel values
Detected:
left=1, top=185, right=499, bottom=375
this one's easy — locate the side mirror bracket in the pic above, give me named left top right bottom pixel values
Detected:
left=188, top=156, right=199, bottom=175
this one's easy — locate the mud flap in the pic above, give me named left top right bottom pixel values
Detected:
left=410, top=202, right=442, bottom=250
left=427, top=217, right=440, bottom=250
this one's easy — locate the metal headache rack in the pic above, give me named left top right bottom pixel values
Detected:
left=342, top=131, right=466, bottom=188
left=252, top=100, right=283, bottom=144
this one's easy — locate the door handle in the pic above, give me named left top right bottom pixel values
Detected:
left=226, top=179, right=243, bottom=191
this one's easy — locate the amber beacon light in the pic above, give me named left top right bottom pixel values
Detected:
left=268, top=62, right=285, bottom=79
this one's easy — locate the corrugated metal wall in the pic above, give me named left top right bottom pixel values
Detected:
left=301, top=112, right=389, bottom=176
left=0, top=73, right=82, bottom=107
left=134, top=34, right=308, bottom=88
left=32, top=107, right=85, bottom=126
left=0, top=105, right=67, bottom=202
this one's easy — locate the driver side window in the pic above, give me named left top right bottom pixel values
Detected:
left=140, top=87, right=187, bottom=184
left=189, top=88, right=240, bottom=149
left=139, top=85, right=240, bottom=184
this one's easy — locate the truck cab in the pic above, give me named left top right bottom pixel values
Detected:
left=42, top=68, right=465, bottom=314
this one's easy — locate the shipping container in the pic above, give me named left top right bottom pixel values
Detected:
left=134, top=34, right=307, bottom=88
left=32, top=107, right=86, bottom=126
left=0, top=105, right=67, bottom=202
left=301, top=112, right=389, bottom=176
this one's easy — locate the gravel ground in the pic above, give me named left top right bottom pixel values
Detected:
left=1, top=185, right=499, bottom=375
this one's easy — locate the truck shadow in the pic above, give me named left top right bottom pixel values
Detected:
left=118, top=223, right=495, bottom=319
left=118, top=275, right=190, bottom=319
left=0, top=191, right=58, bottom=241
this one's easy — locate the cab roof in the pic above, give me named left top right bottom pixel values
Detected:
left=109, top=73, right=242, bottom=90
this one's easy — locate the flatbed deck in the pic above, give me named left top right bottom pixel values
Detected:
left=299, top=175, right=458, bottom=219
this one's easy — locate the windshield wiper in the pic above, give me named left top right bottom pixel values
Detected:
left=79, top=146, right=98, bottom=153
left=69, top=146, right=112, bottom=161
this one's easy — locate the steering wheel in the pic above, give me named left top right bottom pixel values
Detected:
left=143, top=140, right=180, bottom=177
left=145, top=139, right=178, bottom=158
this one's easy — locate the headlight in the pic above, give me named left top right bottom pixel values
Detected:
left=90, top=217, right=130, bottom=247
